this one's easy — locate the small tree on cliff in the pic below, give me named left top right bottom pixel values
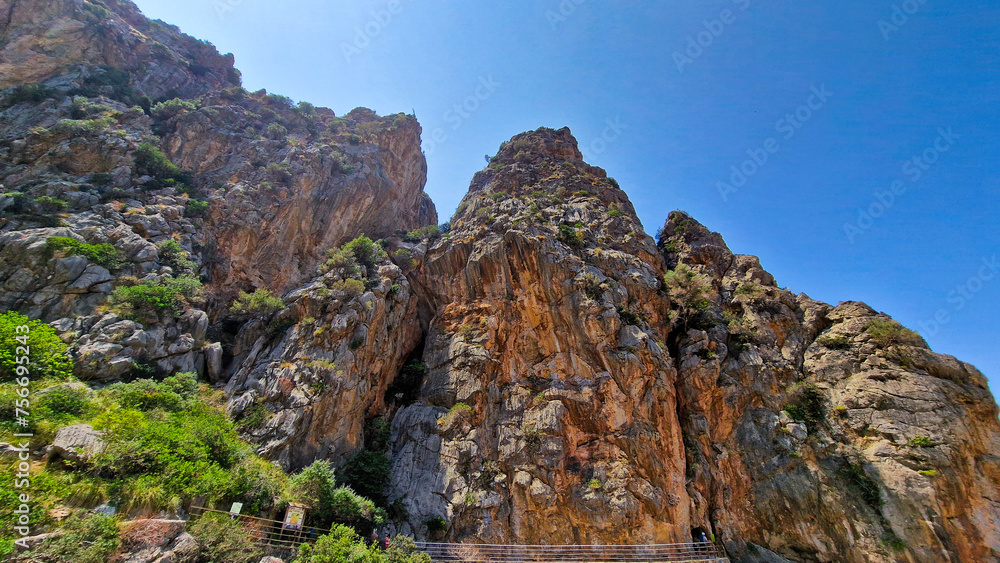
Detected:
left=663, top=264, right=714, bottom=330
left=229, top=288, right=284, bottom=318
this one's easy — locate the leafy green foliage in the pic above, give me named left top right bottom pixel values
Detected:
left=104, top=372, right=198, bottom=412
left=3, top=83, right=53, bottom=107
left=267, top=122, right=288, bottom=139
left=0, top=311, right=73, bottom=381
left=426, top=516, right=448, bottom=534
left=108, top=275, right=203, bottom=320
left=155, top=240, right=196, bottom=273
left=287, top=461, right=386, bottom=529
left=338, top=449, right=390, bottom=506
left=188, top=512, right=264, bottom=563
left=34, top=195, right=69, bottom=212
left=908, top=435, right=933, bottom=448
left=864, top=319, right=924, bottom=347
left=393, top=248, right=414, bottom=268
left=295, top=524, right=431, bottom=563
left=343, top=235, right=385, bottom=271
left=230, top=288, right=284, bottom=317
left=817, top=333, right=851, bottom=350
left=24, top=513, right=120, bottom=563
left=185, top=198, right=209, bottom=217
left=663, top=264, right=713, bottom=325
left=150, top=97, right=198, bottom=120
left=132, top=142, right=190, bottom=189
left=36, top=384, right=91, bottom=419
left=841, top=461, right=882, bottom=509
left=557, top=224, right=584, bottom=249
left=882, top=531, right=907, bottom=552
left=402, top=224, right=440, bottom=242
left=783, top=383, right=826, bottom=432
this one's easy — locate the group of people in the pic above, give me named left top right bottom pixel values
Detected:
left=370, top=532, right=392, bottom=550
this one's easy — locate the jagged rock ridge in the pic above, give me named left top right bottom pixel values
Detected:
left=0, top=2, right=998, bottom=562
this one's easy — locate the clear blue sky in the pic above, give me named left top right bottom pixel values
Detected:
left=133, top=0, right=999, bottom=394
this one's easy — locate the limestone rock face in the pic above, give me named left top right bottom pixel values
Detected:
left=166, top=104, right=435, bottom=302
left=0, top=4, right=998, bottom=561
left=658, top=211, right=1000, bottom=562
left=224, top=260, right=423, bottom=471
left=386, top=128, right=689, bottom=544
left=0, top=0, right=239, bottom=98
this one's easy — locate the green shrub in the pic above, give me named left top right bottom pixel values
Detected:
left=331, top=279, right=366, bottom=299
left=426, top=516, right=448, bottom=533
left=817, top=333, right=851, bottom=350
left=0, top=311, right=73, bottom=382
left=90, top=403, right=244, bottom=508
left=286, top=461, right=385, bottom=529
left=188, top=512, right=264, bottom=563
left=882, top=531, right=907, bottom=552
left=104, top=372, right=199, bottom=412
left=108, top=275, right=203, bottom=320
left=234, top=402, right=269, bottom=430
left=918, top=469, right=939, bottom=477
left=338, top=450, right=390, bottom=506
left=296, top=524, right=430, bottom=563
left=266, top=162, right=292, bottom=183
left=36, top=384, right=90, bottom=419
left=783, top=383, right=826, bottom=432
left=230, top=288, right=284, bottom=317
left=735, top=282, right=762, bottom=296
left=267, top=122, right=288, bottom=139
left=155, top=240, right=197, bottom=273
left=3, top=83, right=52, bottom=107
left=557, top=224, right=584, bottom=249
left=402, top=224, right=440, bottom=242
left=185, top=198, right=209, bottom=217
left=841, top=461, right=882, bottom=509
left=343, top=235, right=385, bottom=271
left=265, top=93, right=294, bottom=107
left=150, top=97, right=198, bottom=120
left=865, top=319, right=923, bottom=347
left=24, top=513, right=120, bottom=563
left=34, top=195, right=69, bottom=212
left=393, top=248, right=414, bottom=268
left=608, top=209, right=623, bottom=218
left=46, top=236, right=125, bottom=270
left=908, top=435, right=933, bottom=448
left=132, top=142, right=190, bottom=189
left=51, top=117, right=116, bottom=135
left=663, top=264, right=713, bottom=324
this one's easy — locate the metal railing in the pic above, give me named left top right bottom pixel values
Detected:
left=414, top=541, right=729, bottom=562
left=188, top=506, right=331, bottom=551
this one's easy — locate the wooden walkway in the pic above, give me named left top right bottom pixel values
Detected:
left=414, top=541, right=730, bottom=562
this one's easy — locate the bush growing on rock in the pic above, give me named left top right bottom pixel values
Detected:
left=150, top=97, right=198, bottom=120
left=132, top=142, right=190, bottom=189
left=34, top=195, right=69, bottom=213
left=107, top=275, right=203, bottom=320
left=46, top=236, right=125, bottom=270
left=22, top=513, right=120, bottom=563
left=155, top=240, right=196, bottom=273
left=104, top=372, right=198, bottom=412
left=0, top=312, right=73, bottom=382
left=663, top=264, right=713, bottom=327
left=287, top=461, right=386, bottom=529
left=782, top=383, right=826, bottom=433
left=188, top=512, right=264, bottom=563
left=229, top=288, right=284, bottom=317
left=864, top=319, right=924, bottom=347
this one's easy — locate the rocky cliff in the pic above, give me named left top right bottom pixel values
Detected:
left=1, top=2, right=998, bottom=562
